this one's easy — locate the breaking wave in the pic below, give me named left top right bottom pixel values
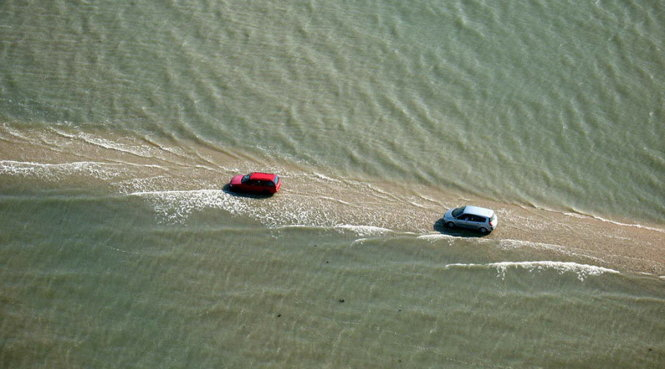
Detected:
left=445, top=261, right=620, bottom=281
left=0, top=160, right=123, bottom=180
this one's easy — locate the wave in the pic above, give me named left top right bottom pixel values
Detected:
left=128, top=188, right=397, bottom=235
left=445, top=261, right=620, bottom=281
left=497, top=238, right=610, bottom=264
left=128, top=189, right=247, bottom=224
left=564, top=212, right=665, bottom=234
left=334, top=224, right=394, bottom=237
left=0, top=160, right=123, bottom=180
left=312, top=172, right=343, bottom=183
left=76, top=133, right=162, bottom=159
left=2, top=126, right=663, bottom=276
left=127, top=188, right=405, bottom=240
left=417, top=233, right=456, bottom=241
left=126, top=189, right=362, bottom=229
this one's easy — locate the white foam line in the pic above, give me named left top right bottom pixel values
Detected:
left=77, top=133, right=153, bottom=158
left=497, top=238, right=610, bottom=264
left=335, top=224, right=393, bottom=237
left=128, top=189, right=400, bottom=234
left=193, top=164, right=217, bottom=171
left=128, top=189, right=248, bottom=224
left=313, top=172, right=342, bottom=183
left=445, top=261, right=619, bottom=281
left=498, top=238, right=567, bottom=252
left=319, top=196, right=352, bottom=206
left=271, top=224, right=324, bottom=231
left=140, top=135, right=189, bottom=158
left=49, top=127, right=77, bottom=139
left=271, top=223, right=411, bottom=236
left=128, top=189, right=221, bottom=197
left=1, top=160, right=104, bottom=166
left=2, top=124, right=30, bottom=140
left=0, top=160, right=122, bottom=180
left=405, top=199, right=431, bottom=210
left=417, top=233, right=456, bottom=241
left=564, top=212, right=665, bottom=233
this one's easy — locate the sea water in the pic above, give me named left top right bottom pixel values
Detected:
left=1, top=1, right=664, bottom=368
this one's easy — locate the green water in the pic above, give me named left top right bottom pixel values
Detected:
left=1, top=0, right=664, bottom=368
left=2, top=192, right=664, bottom=368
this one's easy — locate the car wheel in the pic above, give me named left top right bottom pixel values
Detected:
left=446, top=222, right=455, bottom=228
left=479, top=227, right=489, bottom=234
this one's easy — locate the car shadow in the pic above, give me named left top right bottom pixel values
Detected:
left=221, top=184, right=275, bottom=199
left=433, top=218, right=490, bottom=238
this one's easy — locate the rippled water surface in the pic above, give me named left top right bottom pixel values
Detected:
left=1, top=1, right=664, bottom=368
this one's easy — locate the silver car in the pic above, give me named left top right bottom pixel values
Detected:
left=443, top=205, right=498, bottom=234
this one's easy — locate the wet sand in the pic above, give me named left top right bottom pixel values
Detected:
left=2, top=126, right=664, bottom=276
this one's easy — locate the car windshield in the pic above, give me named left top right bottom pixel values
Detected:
left=451, top=207, right=465, bottom=218
left=241, top=174, right=251, bottom=183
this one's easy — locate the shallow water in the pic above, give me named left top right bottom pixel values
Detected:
left=1, top=0, right=664, bottom=368
left=2, top=190, right=664, bottom=368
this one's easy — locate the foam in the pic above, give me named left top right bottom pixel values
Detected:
left=128, top=188, right=400, bottom=237
left=46, top=128, right=187, bottom=161
left=114, top=175, right=174, bottom=195
left=319, top=196, right=352, bottom=206
left=0, top=160, right=122, bottom=180
left=77, top=133, right=154, bottom=158
left=313, top=172, right=342, bottom=183
left=1, top=124, right=29, bottom=140
left=334, top=224, right=393, bottom=237
left=130, top=188, right=337, bottom=227
left=498, top=238, right=567, bottom=253
left=417, top=233, right=456, bottom=241
left=445, top=261, right=619, bottom=281
left=564, top=212, right=665, bottom=234
left=497, top=238, right=608, bottom=264
left=129, top=189, right=245, bottom=223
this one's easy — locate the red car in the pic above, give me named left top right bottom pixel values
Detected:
left=228, top=172, right=282, bottom=195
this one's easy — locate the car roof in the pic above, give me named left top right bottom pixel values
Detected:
left=463, top=205, right=495, bottom=218
left=249, top=172, right=278, bottom=181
